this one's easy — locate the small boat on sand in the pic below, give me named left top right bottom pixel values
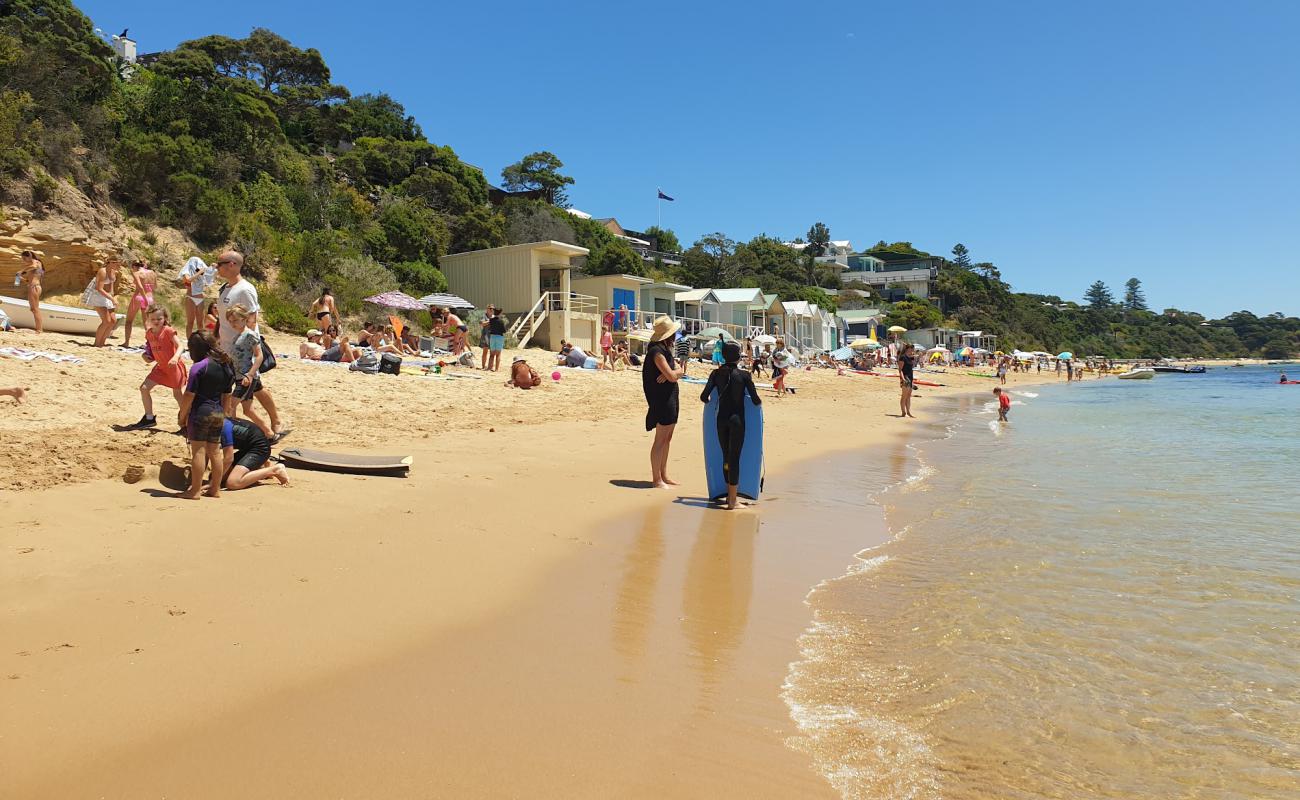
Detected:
left=0, top=294, right=121, bottom=336
left=1117, top=368, right=1155, bottom=380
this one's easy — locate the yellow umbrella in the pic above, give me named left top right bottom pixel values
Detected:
left=850, top=338, right=883, bottom=351
left=887, top=325, right=907, bottom=333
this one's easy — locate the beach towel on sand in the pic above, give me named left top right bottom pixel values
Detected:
left=0, top=347, right=85, bottom=365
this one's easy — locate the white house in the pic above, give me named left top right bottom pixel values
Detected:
left=709, top=287, right=766, bottom=331
left=783, top=239, right=853, bottom=267
left=674, top=288, right=720, bottom=335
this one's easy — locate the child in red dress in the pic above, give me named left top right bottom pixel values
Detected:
left=128, top=305, right=188, bottom=429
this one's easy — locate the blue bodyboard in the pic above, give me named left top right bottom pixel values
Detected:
left=702, top=389, right=765, bottom=502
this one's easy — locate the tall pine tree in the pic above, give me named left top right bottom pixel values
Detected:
left=1124, top=278, right=1148, bottom=311
left=951, top=243, right=972, bottom=270
left=1084, top=280, right=1115, bottom=308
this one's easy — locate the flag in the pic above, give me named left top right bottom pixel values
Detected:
left=657, top=189, right=674, bottom=202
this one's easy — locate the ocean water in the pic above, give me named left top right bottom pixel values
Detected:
left=783, top=366, right=1300, bottom=799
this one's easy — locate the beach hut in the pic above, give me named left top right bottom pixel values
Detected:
left=673, top=288, right=720, bottom=335
left=751, top=293, right=785, bottom=337
left=570, top=273, right=651, bottom=330
left=641, top=281, right=690, bottom=321
left=440, top=241, right=597, bottom=351
left=710, top=287, right=765, bottom=332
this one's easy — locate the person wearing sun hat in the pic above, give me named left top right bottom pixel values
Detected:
left=643, top=315, right=687, bottom=488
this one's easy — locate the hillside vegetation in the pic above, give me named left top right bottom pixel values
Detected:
left=0, top=1, right=1294, bottom=357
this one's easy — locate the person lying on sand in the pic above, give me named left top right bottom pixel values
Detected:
left=506, top=357, right=542, bottom=389
left=300, top=329, right=358, bottom=363
left=1, top=386, right=27, bottom=405
left=221, top=418, right=290, bottom=490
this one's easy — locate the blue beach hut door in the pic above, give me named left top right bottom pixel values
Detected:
left=612, top=288, right=637, bottom=330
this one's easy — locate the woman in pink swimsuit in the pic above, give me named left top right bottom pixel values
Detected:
left=123, top=259, right=157, bottom=348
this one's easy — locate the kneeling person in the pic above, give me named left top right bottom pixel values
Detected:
left=222, top=417, right=290, bottom=490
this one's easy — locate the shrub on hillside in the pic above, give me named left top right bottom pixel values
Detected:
left=389, top=260, right=447, bottom=296
left=258, top=283, right=312, bottom=336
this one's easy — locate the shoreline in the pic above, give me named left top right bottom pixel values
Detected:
left=1, top=331, right=1060, bottom=797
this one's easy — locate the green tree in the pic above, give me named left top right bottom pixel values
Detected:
left=885, top=298, right=943, bottom=330
left=451, top=207, right=506, bottom=253
left=502, top=199, right=574, bottom=245
left=1123, top=277, right=1148, bottom=311
left=803, top=221, right=832, bottom=285
left=643, top=225, right=681, bottom=253
left=500, top=151, right=575, bottom=207
left=1084, top=280, right=1115, bottom=308
left=679, top=232, right=737, bottom=288
left=585, top=239, right=645, bottom=276
left=951, top=243, right=971, bottom=269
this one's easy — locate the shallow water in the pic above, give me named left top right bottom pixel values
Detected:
left=784, top=366, right=1300, bottom=799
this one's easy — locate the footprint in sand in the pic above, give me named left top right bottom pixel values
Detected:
left=167, top=609, right=187, bottom=617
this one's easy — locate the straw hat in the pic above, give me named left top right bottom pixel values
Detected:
left=649, top=315, right=681, bottom=342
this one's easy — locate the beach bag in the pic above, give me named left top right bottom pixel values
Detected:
left=378, top=353, right=402, bottom=375
left=349, top=352, right=380, bottom=374
left=258, top=336, right=277, bottom=373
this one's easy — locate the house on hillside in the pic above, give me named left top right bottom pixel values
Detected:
left=571, top=273, right=651, bottom=330
left=842, top=250, right=941, bottom=301
left=574, top=214, right=684, bottom=267
left=783, top=239, right=854, bottom=267
left=440, top=241, right=598, bottom=351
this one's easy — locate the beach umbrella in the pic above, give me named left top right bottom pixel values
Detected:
left=887, top=325, right=908, bottom=333
left=955, top=346, right=971, bottom=357
left=626, top=328, right=651, bottom=342
left=365, top=291, right=428, bottom=311
left=829, top=345, right=853, bottom=360
left=691, top=326, right=736, bottom=341
left=1057, top=351, right=1074, bottom=360
left=417, top=292, right=474, bottom=309
left=753, top=333, right=777, bottom=345
left=925, top=345, right=950, bottom=353
left=850, top=338, right=883, bottom=350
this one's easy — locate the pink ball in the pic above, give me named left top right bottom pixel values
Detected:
left=551, top=371, right=562, bottom=381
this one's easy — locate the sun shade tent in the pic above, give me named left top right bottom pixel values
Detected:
left=364, top=291, right=428, bottom=311
left=418, top=292, right=475, bottom=309
left=691, top=326, right=736, bottom=341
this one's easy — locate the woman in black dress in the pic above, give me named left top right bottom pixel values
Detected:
left=898, top=343, right=917, bottom=418
left=643, top=316, right=687, bottom=487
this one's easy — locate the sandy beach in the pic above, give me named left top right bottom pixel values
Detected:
left=1, top=327, right=1059, bottom=798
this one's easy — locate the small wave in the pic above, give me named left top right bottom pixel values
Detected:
left=783, top=617, right=944, bottom=799
left=1013, top=391, right=1039, bottom=398
left=988, top=419, right=1005, bottom=436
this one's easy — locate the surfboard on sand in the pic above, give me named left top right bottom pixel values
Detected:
left=278, top=447, right=412, bottom=477
left=702, top=388, right=764, bottom=502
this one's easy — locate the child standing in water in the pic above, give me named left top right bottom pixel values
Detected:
left=994, top=387, right=1011, bottom=422
left=176, top=331, right=234, bottom=499
left=699, top=342, right=762, bottom=510
left=128, top=305, right=187, bottom=429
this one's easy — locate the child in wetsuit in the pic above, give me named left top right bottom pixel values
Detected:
left=699, top=342, right=762, bottom=510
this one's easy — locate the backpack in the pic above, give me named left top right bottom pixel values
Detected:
left=349, top=352, right=380, bottom=374
left=378, top=353, right=402, bottom=375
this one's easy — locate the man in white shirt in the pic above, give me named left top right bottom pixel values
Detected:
left=214, top=251, right=286, bottom=439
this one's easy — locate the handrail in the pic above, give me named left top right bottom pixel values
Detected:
left=508, top=293, right=550, bottom=340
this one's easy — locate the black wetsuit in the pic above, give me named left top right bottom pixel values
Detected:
left=700, top=365, right=762, bottom=487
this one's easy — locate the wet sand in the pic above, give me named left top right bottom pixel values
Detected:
left=1, top=328, right=1057, bottom=797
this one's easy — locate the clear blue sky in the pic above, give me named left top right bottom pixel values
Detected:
left=81, top=0, right=1299, bottom=317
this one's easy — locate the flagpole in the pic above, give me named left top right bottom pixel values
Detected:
left=657, top=188, right=661, bottom=231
